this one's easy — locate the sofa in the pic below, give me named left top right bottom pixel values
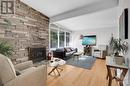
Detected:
left=0, top=54, right=47, bottom=86
left=53, top=47, right=77, bottom=60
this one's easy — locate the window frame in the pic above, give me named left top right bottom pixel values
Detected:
left=50, top=28, right=58, bottom=49
left=49, top=27, right=71, bottom=49
left=66, top=32, right=70, bottom=47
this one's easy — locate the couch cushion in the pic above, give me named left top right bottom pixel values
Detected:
left=14, top=61, right=33, bottom=71
left=56, top=48, right=65, bottom=52
left=66, top=52, right=71, bottom=57
left=0, top=54, right=16, bottom=85
left=66, top=51, right=74, bottom=56
left=20, top=67, right=36, bottom=74
left=71, top=51, right=75, bottom=54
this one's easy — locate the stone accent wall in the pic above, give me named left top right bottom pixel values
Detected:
left=0, top=0, right=49, bottom=61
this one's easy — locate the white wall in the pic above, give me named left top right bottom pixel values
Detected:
left=71, top=26, right=118, bottom=51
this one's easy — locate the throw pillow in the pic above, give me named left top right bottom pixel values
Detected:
left=69, top=48, right=73, bottom=51
left=66, top=48, right=71, bottom=52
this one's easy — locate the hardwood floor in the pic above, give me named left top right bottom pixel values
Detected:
left=47, top=59, right=118, bottom=86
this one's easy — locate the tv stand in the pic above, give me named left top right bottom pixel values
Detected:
left=84, top=45, right=92, bottom=56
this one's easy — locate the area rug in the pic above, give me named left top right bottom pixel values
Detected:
left=66, top=55, right=96, bottom=69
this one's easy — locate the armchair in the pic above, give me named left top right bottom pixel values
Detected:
left=0, top=54, right=47, bottom=86
left=93, top=45, right=107, bottom=58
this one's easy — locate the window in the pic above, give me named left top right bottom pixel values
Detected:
left=66, top=32, right=70, bottom=46
left=50, top=29, right=58, bottom=48
left=59, top=31, right=65, bottom=47
left=50, top=28, right=71, bottom=48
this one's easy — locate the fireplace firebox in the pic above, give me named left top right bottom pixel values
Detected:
left=28, top=47, right=46, bottom=63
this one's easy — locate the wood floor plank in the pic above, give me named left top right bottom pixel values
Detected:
left=47, top=59, right=118, bottom=86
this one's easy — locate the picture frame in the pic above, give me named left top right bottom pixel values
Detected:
left=119, top=8, right=128, bottom=39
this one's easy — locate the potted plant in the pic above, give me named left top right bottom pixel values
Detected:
left=109, top=37, right=128, bottom=65
left=0, top=41, right=13, bottom=57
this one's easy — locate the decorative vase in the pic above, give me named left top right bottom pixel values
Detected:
left=47, top=52, right=52, bottom=60
left=114, top=56, right=125, bottom=65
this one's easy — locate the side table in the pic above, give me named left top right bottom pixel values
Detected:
left=48, top=58, right=66, bottom=76
left=106, top=56, right=128, bottom=86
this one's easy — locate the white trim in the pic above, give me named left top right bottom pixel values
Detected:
left=64, top=31, right=66, bottom=47
left=57, top=29, right=60, bottom=48
left=49, top=24, right=51, bottom=50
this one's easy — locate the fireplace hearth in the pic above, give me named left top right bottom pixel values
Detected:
left=28, top=47, right=46, bottom=63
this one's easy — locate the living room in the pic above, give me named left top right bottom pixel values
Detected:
left=0, top=0, right=130, bottom=86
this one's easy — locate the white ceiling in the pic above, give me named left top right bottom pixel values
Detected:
left=21, top=0, right=119, bottom=31
left=55, top=7, right=118, bottom=31
left=22, top=0, right=101, bottom=17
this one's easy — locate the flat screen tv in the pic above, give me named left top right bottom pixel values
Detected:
left=82, top=35, right=96, bottom=45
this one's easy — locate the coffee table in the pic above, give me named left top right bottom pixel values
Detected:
left=73, top=52, right=83, bottom=60
left=48, top=58, right=66, bottom=76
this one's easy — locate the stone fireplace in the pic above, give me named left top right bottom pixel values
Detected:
left=28, top=47, right=46, bottom=63
left=0, top=0, right=49, bottom=62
